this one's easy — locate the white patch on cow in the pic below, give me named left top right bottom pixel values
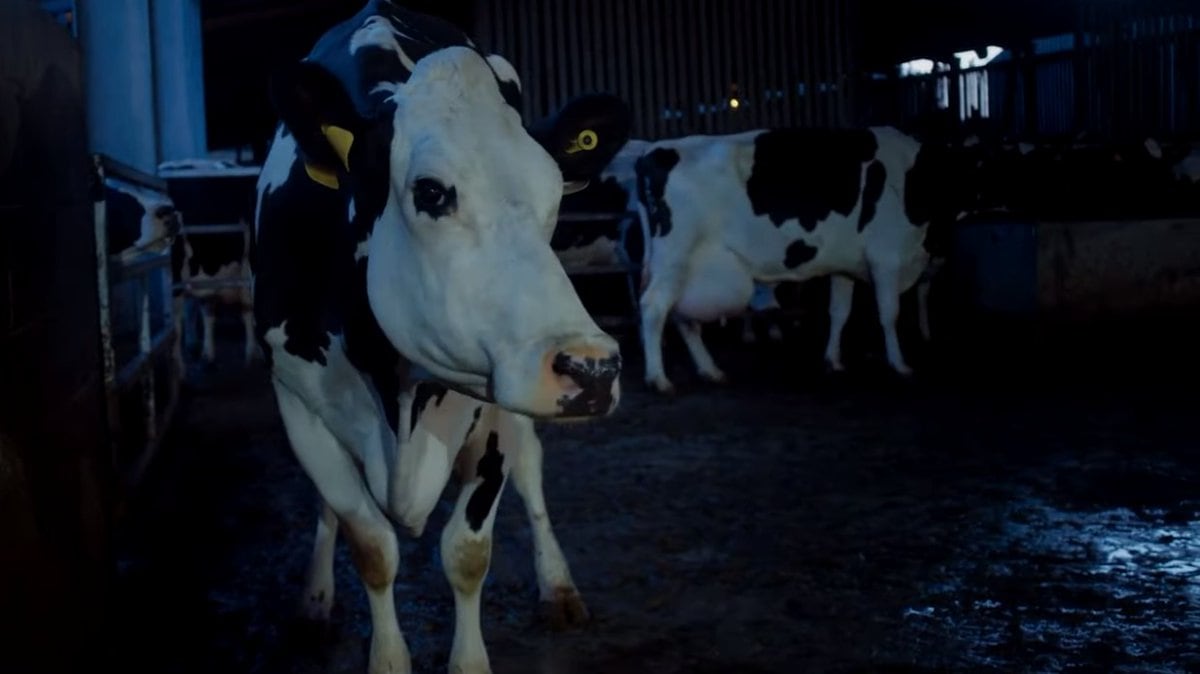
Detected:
left=355, top=236, right=371, bottom=262
left=1144, top=137, right=1164, bottom=160
left=371, top=80, right=402, bottom=98
left=553, top=236, right=621, bottom=269
left=349, top=15, right=417, bottom=71
left=485, top=53, right=521, bottom=92
left=255, top=127, right=298, bottom=237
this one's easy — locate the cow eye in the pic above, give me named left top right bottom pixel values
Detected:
left=413, top=177, right=456, bottom=217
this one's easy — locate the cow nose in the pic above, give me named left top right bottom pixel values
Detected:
left=548, top=341, right=622, bottom=417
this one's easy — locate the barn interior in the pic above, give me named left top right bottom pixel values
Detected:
left=2, top=1, right=1200, bottom=673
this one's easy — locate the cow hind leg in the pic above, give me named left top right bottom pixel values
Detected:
left=506, top=414, right=587, bottom=630
left=869, top=266, right=914, bottom=377
left=273, top=382, right=410, bottom=674
left=824, top=275, right=855, bottom=372
left=171, top=294, right=186, bottom=378
left=200, top=302, right=217, bottom=367
left=638, top=281, right=677, bottom=395
left=300, top=500, right=338, bottom=625
left=442, top=426, right=512, bottom=674
left=916, top=278, right=932, bottom=343
left=675, top=319, right=726, bottom=384
left=241, top=307, right=259, bottom=366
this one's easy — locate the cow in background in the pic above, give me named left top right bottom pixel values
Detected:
left=632, top=127, right=978, bottom=393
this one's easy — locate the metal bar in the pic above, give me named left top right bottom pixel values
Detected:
left=614, top=0, right=631, bottom=134
left=558, top=210, right=639, bottom=222
left=802, top=0, right=816, bottom=125
left=137, top=275, right=158, bottom=450
left=98, top=153, right=168, bottom=192
left=780, top=0, right=796, bottom=125
left=114, top=327, right=176, bottom=391
left=92, top=157, right=120, bottom=473
left=173, top=278, right=251, bottom=292
left=108, top=250, right=171, bottom=284
left=180, top=223, right=247, bottom=235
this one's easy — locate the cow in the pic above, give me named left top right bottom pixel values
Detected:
left=160, top=159, right=260, bottom=370
left=632, top=127, right=971, bottom=394
left=557, top=139, right=789, bottom=346
left=251, top=3, right=630, bottom=673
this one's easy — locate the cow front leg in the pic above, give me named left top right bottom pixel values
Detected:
left=273, top=381, right=410, bottom=674
left=675, top=319, right=726, bottom=384
left=241, top=307, right=259, bottom=366
left=505, top=413, right=587, bottom=630
left=870, top=267, right=913, bottom=376
left=442, top=428, right=511, bottom=674
left=300, top=500, right=338, bottom=625
left=824, top=275, right=855, bottom=372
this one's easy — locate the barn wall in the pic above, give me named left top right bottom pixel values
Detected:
left=474, top=0, right=857, bottom=139
left=872, top=0, right=1200, bottom=141
left=0, top=3, right=112, bottom=672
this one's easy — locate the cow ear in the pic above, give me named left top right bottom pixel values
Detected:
left=529, top=93, right=632, bottom=189
left=269, top=60, right=363, bottom=189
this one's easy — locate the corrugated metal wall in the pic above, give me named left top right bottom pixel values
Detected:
left=474, top=0, right=856, bottom=139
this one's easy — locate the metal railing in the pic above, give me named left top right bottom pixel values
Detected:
left=557, top=209, right=643, bottom=331
left=91, top=154, right=181, bottom=490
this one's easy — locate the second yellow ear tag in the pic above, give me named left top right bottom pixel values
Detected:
left=565, top=129, right=599, bottom=154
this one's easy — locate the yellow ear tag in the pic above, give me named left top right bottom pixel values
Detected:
left=302, top=125, right=356, bottom=190
left=304, top=163, right=340, bottom=189
left=321, top=124, right=355, bottom=170
left=565, top=129, right=599, bottom=155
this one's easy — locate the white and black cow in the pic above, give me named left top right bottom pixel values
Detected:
left=252, top=3, right=630, bottom=673
left=556, top=138, right=788, bottom=343
left=633, top=127, right=967, bottom=393
left=161, top=159, right=260, bottom=369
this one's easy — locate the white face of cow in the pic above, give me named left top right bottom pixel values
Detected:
left=273, top=48, right=625, bottom=419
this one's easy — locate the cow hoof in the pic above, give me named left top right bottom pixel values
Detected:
left=891, top=364, right=915, bottom=379
left=823, top=359, right=845, bottom=375
left=540, top=587, right=590, bottom=631
left=646, top=378, right=676, bottom=395
left=699, top=370, right=727, bottom=385
left=767, top=326, right=785, bottom=342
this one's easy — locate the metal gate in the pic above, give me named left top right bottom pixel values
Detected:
left=92, top=154, right=181, bottom=490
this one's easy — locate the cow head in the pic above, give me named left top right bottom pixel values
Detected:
left=270, top=47, right=630, bottom=419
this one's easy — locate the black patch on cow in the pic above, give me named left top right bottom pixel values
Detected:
left=409, top=381, right=448, bottom=433
left=783, top=240, right=819, bottom=269
left=464, top=406, right=483, bottom=443
left=635, top=148, right=680, bottom=237
left=465, top=431, right=504, bottom=531
left=102, top=187, right=144, bottom=255
left=746, top=129, right=879, bottom=231
left=858, top=160, right=887, bottom=231
left=495, top=78, right=522, bottom=112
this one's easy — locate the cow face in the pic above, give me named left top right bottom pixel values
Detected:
left=270, top=48, right=629, bottom=419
